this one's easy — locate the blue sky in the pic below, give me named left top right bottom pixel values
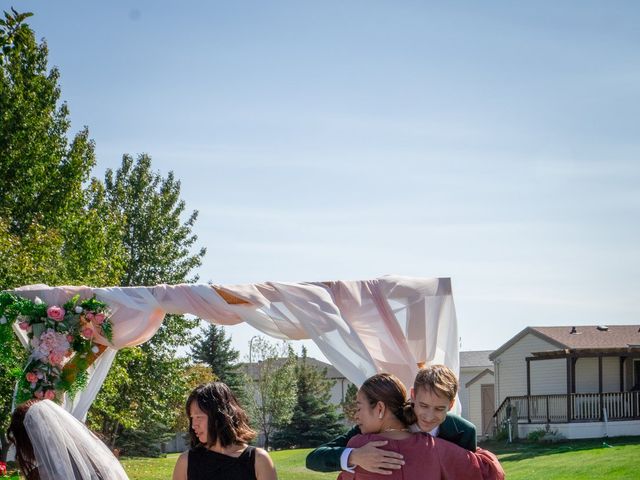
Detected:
left=16, top=1, right=640, bottom=361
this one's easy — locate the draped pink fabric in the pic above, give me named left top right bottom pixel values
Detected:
left=11, top=275, right=459, bottom=419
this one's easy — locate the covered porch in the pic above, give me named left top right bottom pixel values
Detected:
left=494, top=346, right=640, bottom=438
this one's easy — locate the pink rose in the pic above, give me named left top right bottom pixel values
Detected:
left=67, top=334, right=74, bottom=342
left=44, top=390, right=56, bottom=400
left=81, top=326, right=95, bottom=339
left=26, top=372, right=38, bottom=383
left=93, top=313, right=106, bottom=325
left=85, top=312, right=95, bottom=321
left=19, top=321, right=30, bottom=331
left=47, top=306, right=65, bottom=321
left=48, top=352, right=64, bottom=365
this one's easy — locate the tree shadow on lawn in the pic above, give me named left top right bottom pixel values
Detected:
left=479, top=436, right=640, bottom=463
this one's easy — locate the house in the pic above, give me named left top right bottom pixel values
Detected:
left=490, top=325, right=640, bottom=439
left=244, top=357, right=354, bottom=406
left=458, top=350, right=495, bottom=439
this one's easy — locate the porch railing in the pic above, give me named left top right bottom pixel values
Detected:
left=494, top=391, right=640, bottom=427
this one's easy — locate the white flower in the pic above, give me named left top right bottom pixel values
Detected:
left=0, top=316, right=6, bottom=324
left=75, top=306, right=83, bottom=314
left=91, top=345, right=99, bottom=353
left=34, top=296, right=44, bottom=305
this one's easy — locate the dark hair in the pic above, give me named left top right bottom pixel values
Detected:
left=7, top=399, right=41, bottom=480
left=186, top=382, right=256, bottom=448
left=413, top=364, right=458, bottom=402
left=359, top=373, right=416, bottom=426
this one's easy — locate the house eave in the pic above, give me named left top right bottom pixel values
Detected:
left=528, top=346, right=640, bottom=360
left=464, top=368, right=494, bottom=388
left=489, top=327, right=567, bottom=360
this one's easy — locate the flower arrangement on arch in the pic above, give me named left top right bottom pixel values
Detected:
left=0, top=292, right=113, bottom=404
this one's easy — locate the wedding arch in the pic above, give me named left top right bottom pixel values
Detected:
left=5, top=275, right=459, bottom=420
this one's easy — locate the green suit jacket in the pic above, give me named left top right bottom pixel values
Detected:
left=305, top=413, right=477, bottom=472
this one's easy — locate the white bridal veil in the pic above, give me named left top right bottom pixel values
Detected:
left=24, top=400, right=129, bottom=480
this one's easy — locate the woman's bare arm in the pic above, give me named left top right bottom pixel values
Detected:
left=255, top=448, right=277, bottom=480
left=172, top=452, right=188, bottom=480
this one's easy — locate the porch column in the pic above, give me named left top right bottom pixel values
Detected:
left=566, top=356, right=572, bottom=422
left=599, top=355, right=604, bottom=421
left=620, top=357, right=625, bottom=391
left=526, top=358, right=531, bottom=423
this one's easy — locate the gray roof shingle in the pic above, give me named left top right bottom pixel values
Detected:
left=460, top=350, right=493, bottom=368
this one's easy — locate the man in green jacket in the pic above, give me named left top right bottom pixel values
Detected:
left=306, top=365, right=477, bottom=474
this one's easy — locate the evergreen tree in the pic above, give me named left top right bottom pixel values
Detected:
left=191, top=324, right=245, bottom=399
left=341, top=383, right=358, bottom=424
left=273, top=347, right=346, bottom=448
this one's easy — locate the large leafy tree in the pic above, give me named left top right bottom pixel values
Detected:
left=87, top=154, right=206, bottom=453
left=272, top=347, right=346, bottom=448
left=0, top=9, right=124, bottom=459
left=0, top=9, right=89, bottom=236
left=191, top=324, right=245, bottom=399
left=244, top=337, right=297, bottom=449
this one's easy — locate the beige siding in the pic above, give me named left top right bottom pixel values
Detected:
left=329, top=378, right=353, bottom=405
left=575, top=357, right=621, bottom=393
left=466, top=374, right=494, bottom=435
left=530, top=358, right=566, bottom=395
left=459, top=368, right=484, bottom=420
left=494, top=333, right=558, bottom=406
left=576, top=357, right=598, bottom=392
left=603, top=357, right=620, bottom=391
left=467, top=381, right=482, bottom=432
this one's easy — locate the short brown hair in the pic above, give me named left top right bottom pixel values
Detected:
left=186, top=382, right=255, bottom=448
left=413, top=364, right=458, bottom=401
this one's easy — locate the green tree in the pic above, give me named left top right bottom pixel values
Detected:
left=245, top=337, right=297, bottom=449
left=273, top=347, right=346, bottom=448
left=0, top=6, right=126, bottom=288
left=173, top=364, right=217, bottom=433
left=0, top=9, right=124, bottom=459
left=341, top=383, right=358, bottom=424
left=191, top=324, right=245, bottom=398
left=87, top=154, right=206, bottom=453
left=0, top=9, right=88, bottom=236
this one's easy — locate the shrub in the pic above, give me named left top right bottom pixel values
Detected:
left=527, top=429, right=547, bottom=443
left=539, top=430, right=567, bottom=444
left=527, top=426, right=567, bottom=444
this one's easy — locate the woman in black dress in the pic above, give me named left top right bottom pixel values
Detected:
left=172, top=382, right=277, bottom=480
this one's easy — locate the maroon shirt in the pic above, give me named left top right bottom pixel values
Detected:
left=338, top=433, right=504, bottom=480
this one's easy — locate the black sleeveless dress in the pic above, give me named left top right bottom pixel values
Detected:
left=187, top=445, right=257, bottom=480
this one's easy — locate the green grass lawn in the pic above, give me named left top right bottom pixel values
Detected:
left=484, top=436, right=640, bottom=480
left=6, top=436, right=640, bottom=479
left=120, top=450, right=337, bottom=480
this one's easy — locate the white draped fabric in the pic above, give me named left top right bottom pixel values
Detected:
left=13, top=275, right=459, bottom=420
